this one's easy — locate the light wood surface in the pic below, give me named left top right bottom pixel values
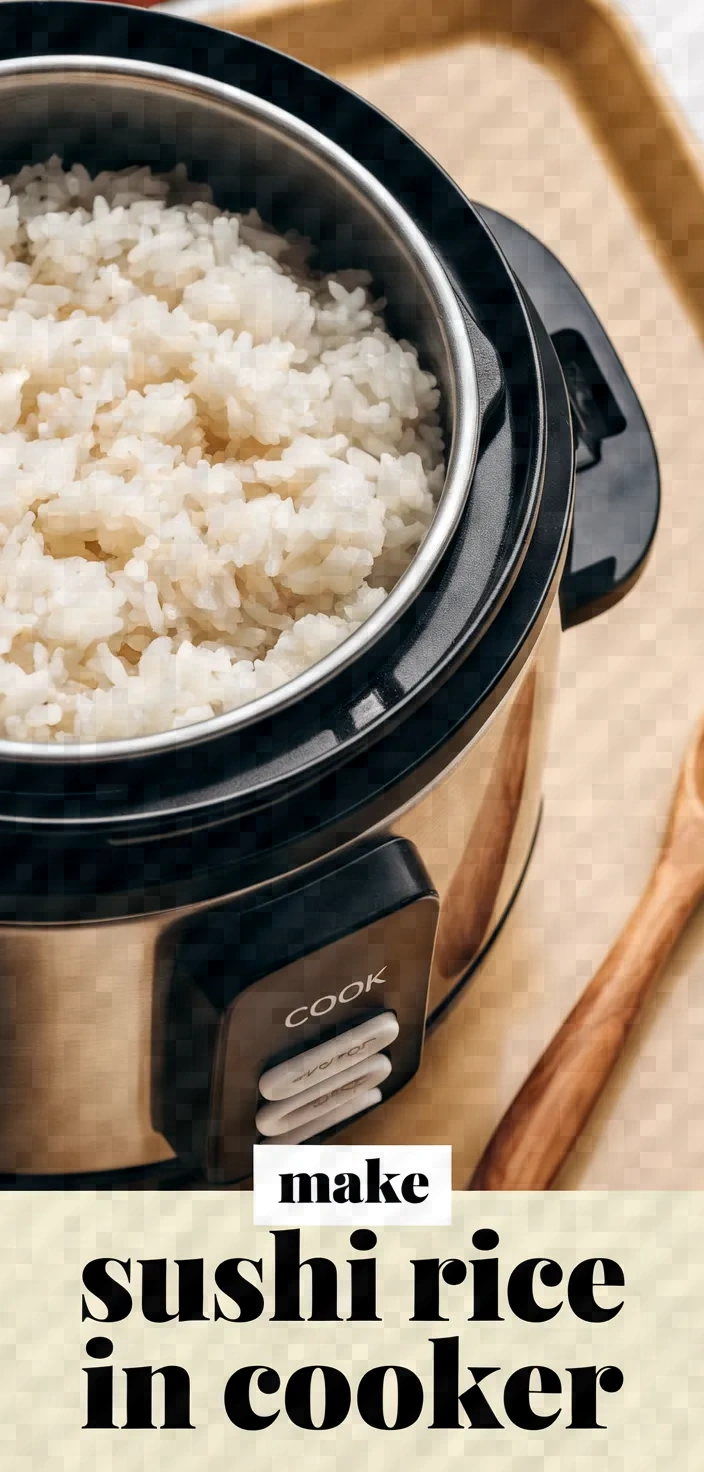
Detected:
left=470, top=721, right=704, bottom=1188
left=330, top=39, right=704, bottom=1189
left=217, top=0, right=704, bottom=338
left=206, top=3, right=704, bottom=1186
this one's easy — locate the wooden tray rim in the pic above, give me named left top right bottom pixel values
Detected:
left=190, top=0, right=704, bottom=338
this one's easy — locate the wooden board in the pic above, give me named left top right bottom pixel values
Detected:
left=205, top=0, right=704, bottom=1187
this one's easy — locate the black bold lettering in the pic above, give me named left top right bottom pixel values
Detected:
left=123, top=1365, right=194, bottom=1429
left=503, top=1366, right=561, bottom=1430
left=507, top=1259, right=563, bottom=1323
left=429, top=1338, right=502, bottom=1429
left=279, top=1173, right=330, bottom=1204
left=410, top=1259, right=467, bottom=1321
left=139, top=1259, right=206, bottom=1323
left=469, top=1229, right=503, bottom=1322
left=271, top=1230, right=340, bottom=1322
left=285, top=1367, right=351, bottom=1430
left=83, top=1337, right=116, bottom=1429
left=214, top=1259, right=265, bottom=1322
left=401, top=1173, right=428, bottom=1204
left=366, top=1158, right=400, bottom=1204
left=332, top=1174, right=362, bottom=1204
left=568, top=1260, right=625, bottom=1323
left=567, top=1366, right=624, bottom=1428
left=82, top=1260, right=132, bottom=1323
left=348, top=1230, right=381, bottom=1322
left=357, top=1366, right=423, bottom=1429
left=224, top=1367, right=280, bottom=1431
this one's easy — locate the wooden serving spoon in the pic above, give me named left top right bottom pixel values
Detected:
left=469, top=716, right=704, bottom=1191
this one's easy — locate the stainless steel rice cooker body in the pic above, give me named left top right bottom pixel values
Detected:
left=0, top=4, right=659, bottom=1185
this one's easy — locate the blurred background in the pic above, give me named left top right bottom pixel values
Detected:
left=129, top=0, right=704, bottom=156
left=97, top=0, right=692, bottom=150
left=619, top=0, right=704, bottom=145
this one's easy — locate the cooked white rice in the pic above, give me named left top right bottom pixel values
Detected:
left=0, top=157, right=445, bottom=743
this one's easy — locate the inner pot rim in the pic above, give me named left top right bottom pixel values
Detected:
left=0, top=51, right=479, bottom=765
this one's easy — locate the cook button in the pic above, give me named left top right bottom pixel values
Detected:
left=258, top=1011, right=399, bottom=1102
left=255, top=1052, right=391, bottom=1137
left=261, top=1086, right=383, bottom=1146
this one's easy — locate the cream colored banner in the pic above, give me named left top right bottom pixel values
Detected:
left=0, top=1190, right=700, bottom=1468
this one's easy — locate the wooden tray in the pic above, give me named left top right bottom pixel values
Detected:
left=207, top=0, right=704, bottom=1188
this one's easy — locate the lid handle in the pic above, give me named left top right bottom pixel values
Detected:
left=474, top=205, right=660, bottom=628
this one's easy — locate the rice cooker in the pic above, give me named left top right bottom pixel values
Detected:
left=0, top=1, right=659, bottom=1187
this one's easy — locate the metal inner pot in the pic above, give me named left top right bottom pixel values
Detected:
left=0, top=54, right=479, bottom=763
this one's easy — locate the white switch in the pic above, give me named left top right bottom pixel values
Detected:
left=255, top=1052, right=391, bottom=1137
left=261, top=1087, right=382, bottom=1145
left=258, top=1012, right=399, bottom=1102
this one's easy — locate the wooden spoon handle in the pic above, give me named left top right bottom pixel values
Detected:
left=469, top=858, right=701, bottom=1190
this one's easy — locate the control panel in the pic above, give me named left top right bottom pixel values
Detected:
left=255, top=1013, right=399, bottom=1142
left=155, top=837, right=439, bottom=1183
